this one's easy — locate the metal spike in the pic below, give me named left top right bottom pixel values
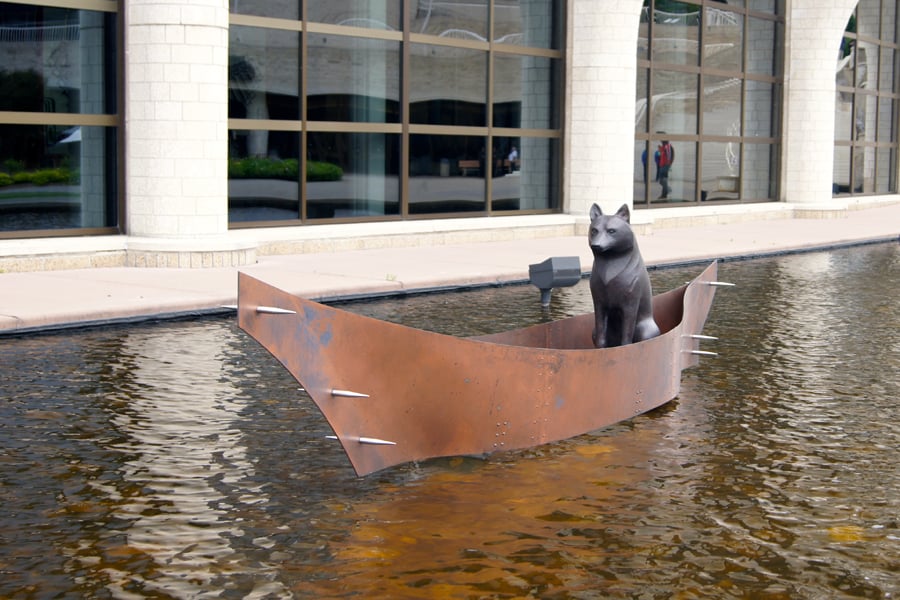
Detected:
left=256, top=306, right=297, bottom=314
left=358, top=436, right=397, bottom=446
left=324, top=435, right=397, bottom=446
left=685, top=350, right=718, bottom=357
left=331, top=389, right=370, bottom=398
left=707, top=281, right=735, bottom=287
left=685, top=334, right=718, bottom=341
left=221, top=304, right=238, bottom=310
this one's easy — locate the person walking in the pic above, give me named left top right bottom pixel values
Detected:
left=657, top=139, right=674, bottom=200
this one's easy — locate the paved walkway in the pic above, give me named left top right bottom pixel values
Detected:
left=1, top=203, right=898, bottom=335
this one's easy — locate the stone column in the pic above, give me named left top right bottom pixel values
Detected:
left=565, top=0, right=643, bottom=216
left=125, top=0, right=255, bottom=267
left=781, top=0, right=858, bottom=208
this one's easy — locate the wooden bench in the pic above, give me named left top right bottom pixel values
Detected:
left=458, top=160, right=480, bottom=176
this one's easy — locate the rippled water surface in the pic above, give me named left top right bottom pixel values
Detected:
left=1, top=243, right=897, bottom=598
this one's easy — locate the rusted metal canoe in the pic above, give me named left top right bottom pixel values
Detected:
left=237, top=261, right=723, bottom=476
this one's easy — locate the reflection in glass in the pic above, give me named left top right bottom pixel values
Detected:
left=877, top=97, right=894, bottom=142
left=410, top=0, right=487, bottom=39
left=703, top=7, right=742, bottom=72
left=881, top=1, right=896, bottom=43
left=228, top=130, right=299, bottom=223
left=879, top=47, right=895, bottom=90
left=701, top=142, right=740, bottom=202
left=0, top=4, right=115, bottom=114
left=742, top=143, right=773, bottom=199
left=0, top=125, right=115, bottom=231
left=636, top=68, right=649, bottom=132
left=876, top=148, right=894, bottom=193
left=306, top=34, right=400, bottom=123
left=408, top=134, right=486, bottom=214
left=745, top=80, right=774, bottom=137
left=662, top=140, right=695, bottom=203
left=747, top=0, right=776, bottom=13
left=702, top=75, right=741, bottom=137
left=855, top=94, right=876, bottom=142
left=410, top=45, right=487, bottom=126
left=833, top=145, right=850, bottom=193
left=651, top=1, right=700, bottom=67
left=493, top=0, right=559, bottom=49
left=491, top=136, right=557, bottom=211
left=493, top=54, right=557, bottom=129
left=634, top=141, right=650, bottom=205
left=228, top=0, right=298, bottom=19
left=306, top=1, right=401, bottom=30
left=834, top=93, right=853, bottom=142
left=229, top=26, right=300, bottom=122
left=746, top=17, right=777, bottom=75
left=306, top=132, right=400, bottom=219
left=651, top=70, right=698, bottom=135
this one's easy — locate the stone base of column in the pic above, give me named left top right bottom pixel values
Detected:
left=125, top=237, right=257, bottom=268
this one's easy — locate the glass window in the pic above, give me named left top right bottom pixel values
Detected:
left=701, top=75, right=741, bottom=136
left=833, top=145, right=851, bottom=193
left=703, top=7, right=742, bottom=72
left=875, top=147, right=894, bottom=192
left=650, top=139, right=694, bottom=203
left=878, top=47, right=895, bottom=90
left=634, top=141, right=651, bottom=205
left=0, top=124, right=116, bottom=232
left=636, top=68, right=649, bottom=133
left=493, top=54, right=557, bottom=129
left=651, top=70, right=698, bottom=135
left=747, top=0, right=776, bottom=14
left=651, top=1, right=701, bottom=67
left=491, top=136, right=557, bottom=211
left=306, top=1, right=401, bottom=30
left=408, top=134, right=486, bottom=214
left=882, top=1, right=897, bottom=43
left=306, top=34, right=400, bottom=123
left=877, top=97, right=895, bottom=142
left=746, top=17, right=777, bottom=75
left=700, top=141, right=740, bottom=201
left=228, top=130, right=300, bottom=223
left=741, top=143, right=773, bottom=199
left=0, top=5, right=115, bottom=115
left=229, top=26, right=300, bottom=120
left=744, top=80, right=774, bottom=137
left=229, top=0, right=298, bottom=19
left=411, top=0, right=487, bottom=40
left=493, top=0, right=560, bottom=49
left=410, top=45, right=487, bottom=126
left=306, top=132, right=400, bottom=219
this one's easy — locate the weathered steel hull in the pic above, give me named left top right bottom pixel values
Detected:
left=238, top=261, right=721, bottom=476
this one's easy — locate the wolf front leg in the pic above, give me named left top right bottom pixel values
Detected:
left=592, top=306, right=608, bottom=348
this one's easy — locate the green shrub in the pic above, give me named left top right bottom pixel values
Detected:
left=306, top=161, right=343, bottom=182
left=0, top=172, right=12, bottom=187
left=228, top=157, right=342, bottom=182
left=4, top=167, right=75, bottom=186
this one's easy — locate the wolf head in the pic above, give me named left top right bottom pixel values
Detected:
left=588, top=203, right=635, bottom=255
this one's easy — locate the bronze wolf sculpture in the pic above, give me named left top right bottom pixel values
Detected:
left=588, top=203, right=660, bottom=348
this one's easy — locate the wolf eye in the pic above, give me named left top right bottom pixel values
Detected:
left=607, top=228, right=616, bottom=235
left=590, top=227, right=598, bottom=236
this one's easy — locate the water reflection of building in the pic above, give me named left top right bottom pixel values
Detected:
left=89, top=325, right=289, bottom=597
left=0, top=1, right=897, bottom=270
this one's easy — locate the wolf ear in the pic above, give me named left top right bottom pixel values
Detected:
left=590, top=203, right=603, bottom=220
left=615, top=204, right=631, bottom=223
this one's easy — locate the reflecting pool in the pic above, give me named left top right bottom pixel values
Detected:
left=1, top=243, right=897, bottom=598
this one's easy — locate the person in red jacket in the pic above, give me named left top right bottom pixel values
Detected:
left=657, top=139, right=674, bottom=200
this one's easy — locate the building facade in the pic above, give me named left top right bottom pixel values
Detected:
left=0, top=0, right=897, bottom=269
